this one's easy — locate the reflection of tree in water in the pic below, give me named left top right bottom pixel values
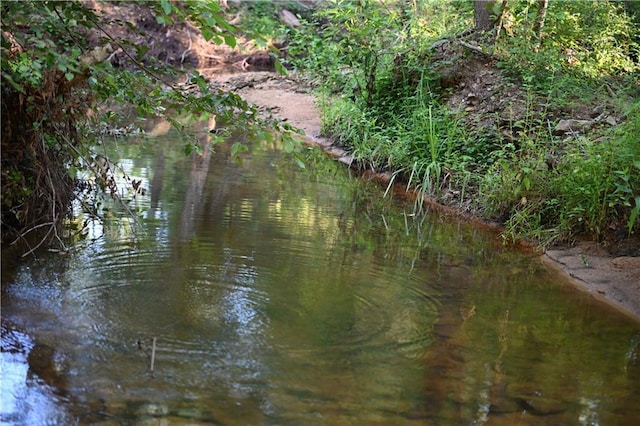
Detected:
left=149, top=149, right=165, bottom=211
left=414, top=257, right=640, bottom=424
left=178, top=130, right=213, bottom=241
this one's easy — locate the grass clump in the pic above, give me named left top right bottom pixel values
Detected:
left=283, top=0, right=639, bottom=247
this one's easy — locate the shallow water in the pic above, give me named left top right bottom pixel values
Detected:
left=2, top=132, right=639, bottom=425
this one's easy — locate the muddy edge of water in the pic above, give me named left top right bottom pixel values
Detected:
left=207, top=71, right=640, bottom=323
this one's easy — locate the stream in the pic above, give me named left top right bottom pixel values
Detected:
left=1, top=130, right=639, bottom=425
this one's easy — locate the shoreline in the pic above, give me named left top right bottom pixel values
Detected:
left=543, top=243, right=640, bottom=322
left=210, top=71, right=640, bottom=323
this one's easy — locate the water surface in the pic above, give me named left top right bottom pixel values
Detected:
left=2, top=132, right=639, bottom=425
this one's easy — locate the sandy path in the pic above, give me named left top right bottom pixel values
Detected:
left=543, top=243, right=640, bottom=321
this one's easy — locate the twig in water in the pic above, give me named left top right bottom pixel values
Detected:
left=403, top=211, right=409, bottom=236
left=150, top=337, right=157, bottom=372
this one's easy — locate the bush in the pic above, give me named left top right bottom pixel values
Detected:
left=553, top=104, right=640, bottom=239
left=0, top=1, right=269, bottom=253
left=289, top=0, right=640, bottom=244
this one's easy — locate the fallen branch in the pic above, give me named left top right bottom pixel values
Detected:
left=458, top=40, right=492, bottom=57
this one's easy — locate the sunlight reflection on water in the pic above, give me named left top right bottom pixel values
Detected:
left=2, top=133, right=639, bottom=425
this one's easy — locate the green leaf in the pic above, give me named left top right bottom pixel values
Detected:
left=283, top=139, right=295, bottom=153
left=274, top=59, right=288, bottom=76
left=201, top=27, right=215, bottom=41
left=184, top=141, right=202, bottom=156
left=223, top=34, right=236, bottom=48
left=65, top=72, right=74, bottom=81
left=3, top=74, right=26, bottom=94
left=628, top=196, right=640, bottom=234
left=294, top=153, right=306, bottom=169
left=161, top=0, right=172, bottom=15
left=230, top=142, right=248, bottom=158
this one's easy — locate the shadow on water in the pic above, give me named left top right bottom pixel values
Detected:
left=2, top=129, right=639, bottom=425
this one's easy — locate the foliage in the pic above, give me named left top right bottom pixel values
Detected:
left=237, top=0, right=309, bottom=44
left=287, top=0, right=639, bottom=245
left=480, top=102, right=640, bottom=246
left=0, top=0, right=289, bottom=254
left=552, top=105, right=640, bottom=239
left=292, top=0, right=412, bottom=105
left=294, top=1, right=476, bottom=207
left=494, top=0, right=640, bottom=99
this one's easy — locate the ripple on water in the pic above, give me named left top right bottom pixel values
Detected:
left=268, top=258, right=440, bottom=365
left=67, top=242, right=176, bottom=306
left=57, top=242, right=273, bottom=394
left=4, top=220, right=443, bottom=421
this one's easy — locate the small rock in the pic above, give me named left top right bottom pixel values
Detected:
left=605, top=115, right=617, bottom=126
left=135, top=402, right=170, bottom=417
left=27, top=343, right=69, bottom=391
left=553, top=119, right=594, bottom=135
left=501, top=129, right=515, bottom=141
left=466, top=93, right=479, bottom=105
left=506, top=384, right=567, bottom=416
left=175, top=407, right=205, bottom=419
left=279, top=9, right=300, bottom=28
left=590, top=105, right=605, bottom=117
left=429, top=39, right=448, bottom=50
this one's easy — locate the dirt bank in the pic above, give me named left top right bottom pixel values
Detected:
left=204, top=70, right=640, bottom=323
left=543, top=243, right=640, bottom=321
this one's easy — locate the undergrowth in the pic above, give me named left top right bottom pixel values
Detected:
left=284, top=0, right=639, bottom=247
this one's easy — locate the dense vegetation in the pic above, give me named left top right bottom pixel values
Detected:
left=1, top=0, right=294, bottom=254
left=2, top=0, right=638, bottom=254
left=255, top=0, right=640, bottom=248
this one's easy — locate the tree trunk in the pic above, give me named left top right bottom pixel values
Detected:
left=494, top=0, right=510, bottom=41
left=474, top=0, right=494, bottom=31
left=533, top=0, right=549, bottom=44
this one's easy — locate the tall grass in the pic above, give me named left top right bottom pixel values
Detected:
left=287, top=0, right=639, bottom=243
left=552, top=105, right=640, bottom=240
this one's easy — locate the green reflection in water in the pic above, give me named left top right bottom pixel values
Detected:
left=1, top=131, right=639, bottom=425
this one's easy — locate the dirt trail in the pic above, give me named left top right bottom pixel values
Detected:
left=206, top=70, right=640, bottom=323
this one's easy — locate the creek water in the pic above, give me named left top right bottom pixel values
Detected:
left=1, top=131, right=639, bottom=425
